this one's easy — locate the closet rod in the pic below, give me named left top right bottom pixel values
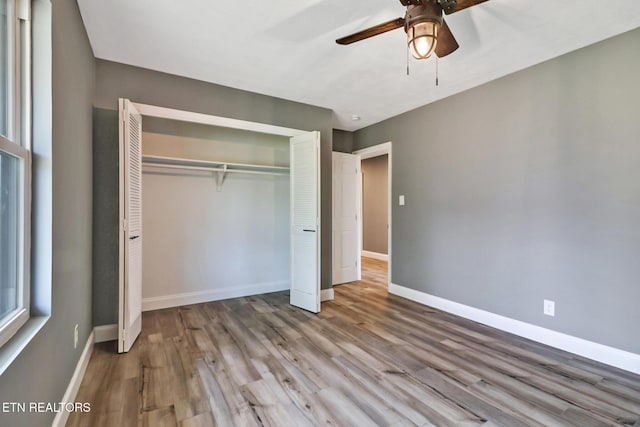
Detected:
left=142, top=162, right=289, bottom=176
left=142, top=154, right=289, bottom=172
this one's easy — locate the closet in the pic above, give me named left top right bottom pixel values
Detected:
left=117, top=99, right=321, bottom=352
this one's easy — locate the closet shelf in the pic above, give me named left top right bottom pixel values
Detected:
left=142, top=155, right=289, bottom=191
left=142, top=155, right=289, bottom=173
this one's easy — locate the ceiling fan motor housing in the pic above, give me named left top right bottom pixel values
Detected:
left=404, top=1, right=443, bottom=32
left=438, top=0, right=459, bottom=14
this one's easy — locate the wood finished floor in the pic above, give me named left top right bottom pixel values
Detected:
left=68, top=257, right=640, bottom=426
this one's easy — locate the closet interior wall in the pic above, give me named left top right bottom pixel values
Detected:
left=141, top=117, right=291, bottom=310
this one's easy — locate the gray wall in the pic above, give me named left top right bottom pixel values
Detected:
left=362, top=155, right=388, bottom=255
left=92, top=108, right=119, bottom=326
left=333, top=129, right=354, bottom=153
left=0, top=1, right=95, bottom=426
left=92, top=60, right=333, bottom=326
left=354, top=28, right=640, bottom=354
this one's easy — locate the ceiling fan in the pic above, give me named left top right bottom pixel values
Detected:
left=336, top=0, right=488, bottom=60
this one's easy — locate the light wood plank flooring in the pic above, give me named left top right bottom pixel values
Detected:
left=68, top=257, right=640, bottom=426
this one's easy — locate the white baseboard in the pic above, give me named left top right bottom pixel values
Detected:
left=142, top=281, right=290, bottom=312
left=389, top=283, right=640, bottom=375
left=51, top=331, right=95, bottom=427
left=321, top=288, right=335, bottom=301
left=94, top=324, right=118, bottom=343
left=362, top=250, right=388, bottom=261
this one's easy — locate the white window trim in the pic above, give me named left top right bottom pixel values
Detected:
left=3, top=0, right=16, bottom=140
left=0, top=0, right=31, bottom=349
left=0, top=136, right=31, bottom=349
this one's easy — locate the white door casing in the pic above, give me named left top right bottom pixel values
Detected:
left=353, top=142, right=392, bottom=288
left=118, top=98, right=143, bottom=353
left=115, top=100, right=319, bottom=334
left=290, top=131, right=321, bottom=313
left=332, top=152, right=361, bottom=285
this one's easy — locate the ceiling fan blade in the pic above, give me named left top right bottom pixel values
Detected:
left=336, top=18, right=405, bottom=45
left=435, top=19, right=459, bottom=57
left=441, top=0, right=489, bottom=15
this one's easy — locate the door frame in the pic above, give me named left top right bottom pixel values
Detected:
left=353, top=142, right=392, bottom=288
left=118, top=101, right=319, bottom=334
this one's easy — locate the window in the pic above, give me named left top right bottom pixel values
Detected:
left=0, top=0, right=31, bottom=348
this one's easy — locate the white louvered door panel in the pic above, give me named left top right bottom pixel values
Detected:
left=127, top=111, right=142, bottom=237
left=293, top=142, right=316, bottom=226
left=290, top=131, right=321, bottom=313
left=118, top=99, right=143, bottom=353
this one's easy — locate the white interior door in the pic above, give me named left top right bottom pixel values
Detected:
left=290, top=131, right=321, bottom=313
left=332, top=152, right=361, bottom=284
left=118, top=98, right=143, bottom=353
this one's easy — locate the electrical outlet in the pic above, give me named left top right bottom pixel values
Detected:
left=543, top=300, right=555, bottom=317
left=74, top=324, right=79, bottom=348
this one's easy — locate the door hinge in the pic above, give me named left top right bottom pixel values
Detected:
left=17, top=0, right=30, bottom=21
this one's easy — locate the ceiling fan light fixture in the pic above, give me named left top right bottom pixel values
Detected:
left=407, top=20, right=439, bottom=60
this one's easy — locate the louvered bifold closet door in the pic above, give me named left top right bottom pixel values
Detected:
left=290, top=131, right=321, bottom=313
left=127, top=109, right=142, bottom=239
left=119, top=99, right=143, bottom=353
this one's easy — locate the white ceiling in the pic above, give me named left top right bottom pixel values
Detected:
left=78, top=0, right=640, bottom=131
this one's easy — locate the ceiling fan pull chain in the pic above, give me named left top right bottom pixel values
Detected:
left=435, top=55, right=439, bottom=86
left=406, top=44, right=410, bottom=76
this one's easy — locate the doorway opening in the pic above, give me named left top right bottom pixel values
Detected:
left=354, top=142, right=391, bottom=288
left=331, top=142, right=391, bottom=290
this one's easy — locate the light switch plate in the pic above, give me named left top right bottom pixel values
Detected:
left=544, top=300, right=555, bottom=317
left=399, top=195, right=405, bottom=206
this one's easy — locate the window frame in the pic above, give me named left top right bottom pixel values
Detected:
left=0, top=0, right=31, bottom=349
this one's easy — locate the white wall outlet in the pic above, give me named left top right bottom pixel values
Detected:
left=399, top=195, right=405, bottom=206
left=543, top=300, right=555, bottom=317
left=74, top=324, right=79, bottom=348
